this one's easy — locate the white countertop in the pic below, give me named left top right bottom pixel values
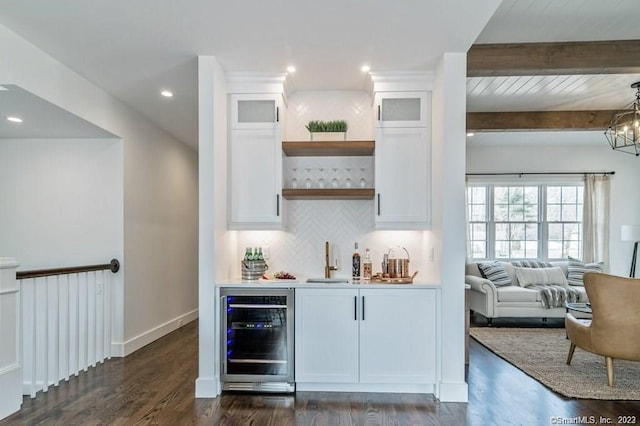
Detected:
left=216, top=277, right=440, bottom=289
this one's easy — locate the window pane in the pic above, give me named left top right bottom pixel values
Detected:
left=509, top=206, right=524, bottom=221
left=510, top=241, right=524, bottom=258
left=524, top=187, right=538, bottom=204
left=472, top=187, right=486, bottom=202
left=564, top=223, right=580, bottom=240
left=471, top=205, right=486, bottom=221
left=495, top=241, right=510, bottom=258
left=495, top=224, right=509, bottom=240
left=562, top=186, right=577, bottom=203
left=494, top=187, right=508, bottom=204
left=494, top=205, right=508, bottom=221
left=548, top=241, right=563, bottom=259
left=509, top=187, right=524, bottom=204
left=547, top=186, right=561, bottom=203
left=525, top=223, right=538, bottom=240
left=511, top=224, right=524, bottom=240
left=525, top=241, right=538, bottom=258
left=524, top=203, right=538, bottom=221
left=472, top=242, right=486, bottom=259
left=472, top=223, right=486, bottom=240
left=549, top=223, right=562, bottom=240
left=577, top=188, right=584, bottom=204
left=547, top=204, right=561, bottom=221
left=562, top=204, right=577, bottom=221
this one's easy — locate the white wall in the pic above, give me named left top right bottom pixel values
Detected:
left=466, top=132, right=640, bottom=276
left=196, top=55, right=228, bottom=397
left=0, top=138, right=122, bottom=269
left=432, top=53, right=468, bottom=402
left=0, top=24, right=199, bottom=356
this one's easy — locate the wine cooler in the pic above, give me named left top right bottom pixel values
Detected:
left=220, top=288, right=294, bottom=393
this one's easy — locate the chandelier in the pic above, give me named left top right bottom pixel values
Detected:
left=605, top=82, right=640, bottom=156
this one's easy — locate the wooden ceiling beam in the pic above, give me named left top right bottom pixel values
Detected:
left=468, top=40, right=640, bottom=77
left=466, top=110, right=615, bottom=131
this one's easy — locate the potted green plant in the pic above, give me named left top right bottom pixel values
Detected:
left=305, top=120, right=348, bottom=140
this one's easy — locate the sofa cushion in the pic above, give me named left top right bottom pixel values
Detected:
left=496, top=286, right=541, bottom=303
left=567, top=256, right=603, bottom=286
left=514, top=266, right=568, bottom=287
left=477, top=261, right=512, bottom=287
left=511, top=260, right=552, bottom=268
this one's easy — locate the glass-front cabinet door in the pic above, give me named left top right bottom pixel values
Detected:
left=375, top=91, right=428, bottom=128
left=231, top=94, right=282, bottom=129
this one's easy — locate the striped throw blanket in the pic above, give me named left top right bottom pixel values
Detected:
left=525, top=284, right=581, bottom=308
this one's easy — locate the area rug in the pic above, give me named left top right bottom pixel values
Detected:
left=470, top=327, right=640, bottom=400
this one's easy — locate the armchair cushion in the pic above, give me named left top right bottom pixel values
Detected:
left=567, top=257, right=603, bottom=286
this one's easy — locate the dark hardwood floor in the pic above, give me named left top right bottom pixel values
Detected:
left=2, top=317, right=638, bottom=425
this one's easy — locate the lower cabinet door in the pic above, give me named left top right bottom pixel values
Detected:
left=295, top=288, right=359, bottom=383
left=359, top=289, right=436, bottom=384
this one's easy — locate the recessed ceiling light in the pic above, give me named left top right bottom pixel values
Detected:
left=361, top=65, right=371, bottom=73
left=286, top=66, right=296, bottom=73
left=160, top=90, right=173, bottom=98
left=7, top=116, right=23, bottom=123
left=466, top=132, right=475, bottom=137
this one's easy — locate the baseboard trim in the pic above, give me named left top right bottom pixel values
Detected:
left=438, top=381, right=468, bottom=402
left=195, top=377, right=220, bottom=398
left=111, top=309, right=199, bottom=357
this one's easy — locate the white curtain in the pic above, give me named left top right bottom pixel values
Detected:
left=582, top=174, right=610, bottom=266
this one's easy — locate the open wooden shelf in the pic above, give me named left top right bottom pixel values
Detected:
left=282, top=188, right=375, bottom=200
left=282, top=140, right=374, bottom=157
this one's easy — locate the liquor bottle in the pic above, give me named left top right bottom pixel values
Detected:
left=352, top=242, right=361, bottom=281
left=256, top=247, right=264, bottom=260
left=363, top=248, right=372, bottom=281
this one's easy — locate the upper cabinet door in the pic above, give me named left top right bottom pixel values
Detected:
left=375, top=92, right=428, bottom=128
left=229, top=128, right=283, bottom=229
left=231, top=94, right=282, bottom=129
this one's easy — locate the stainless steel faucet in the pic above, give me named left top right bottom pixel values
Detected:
left=325, top=241, right=338, bottom=278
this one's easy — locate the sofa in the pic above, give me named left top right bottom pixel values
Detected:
left=466, top=259, right=593, bottom=324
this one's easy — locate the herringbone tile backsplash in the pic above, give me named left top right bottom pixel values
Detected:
left=236, top=91, right=431, bottom=280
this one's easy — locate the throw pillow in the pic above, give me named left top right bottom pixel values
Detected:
left=511, top=260, right=552, bottom=268
left=514, top=266, right=568, bottom=287
left=477, top=261, right=512, bottom=287
left=567, top=256, right=604, bottom=286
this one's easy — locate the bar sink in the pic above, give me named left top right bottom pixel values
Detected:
left=306, top=278, right=349, bottom=284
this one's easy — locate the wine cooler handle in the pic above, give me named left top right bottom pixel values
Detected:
left=354, top=296, right=357, bottom=321
left=276, top=106, right=280, bottom=123
left=276, top=194, right=280, bottom=216
left=362, top=296, right=365, bottom=321
left=377, top=105, right=381, bottom=121
left=377, top=193, right=381, bottom=216
left=221, top=295, right=228, bottom=375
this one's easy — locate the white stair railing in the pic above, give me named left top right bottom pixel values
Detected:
left=17, top=259, right=119, bottom=397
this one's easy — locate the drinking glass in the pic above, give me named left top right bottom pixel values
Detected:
left=305, top=168, right=312, bottom=189
left=291, top=168, right=298, bottom=189
left=318, top=168, right=325, bottom=189
left=331, top=168, right=339, bottom=189
left=344, top=168, right=352, bottom=188
left=359, top=168, right=367, bottom=188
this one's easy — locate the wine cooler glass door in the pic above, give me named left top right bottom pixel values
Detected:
left=221, top=289, right=294, bottom=387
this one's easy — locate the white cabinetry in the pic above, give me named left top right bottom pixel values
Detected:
left=229, top=94, right=284, bottom=229
left=375, top=91, right=429, bottom=128
left=374, top=91, right=431, bottom=229
left=295, top=288, right=437, bottom=389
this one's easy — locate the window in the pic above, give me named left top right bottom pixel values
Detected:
left=467, top=183, right=583, bottom=260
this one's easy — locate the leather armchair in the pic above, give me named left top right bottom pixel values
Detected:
left=565, top=272, right=640, bottom=386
